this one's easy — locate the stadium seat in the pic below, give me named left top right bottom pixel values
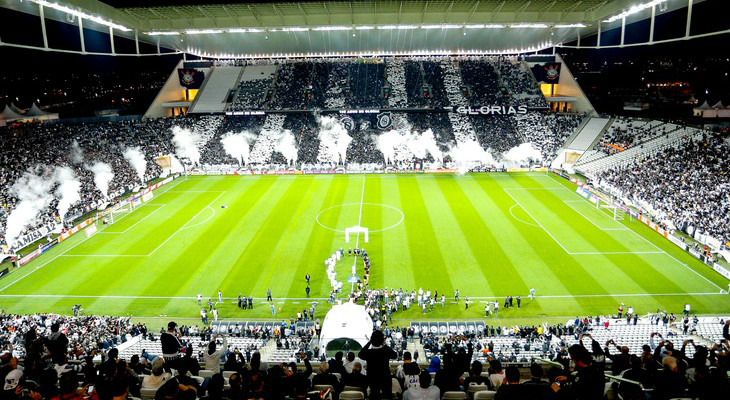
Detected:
left=314, top=384, right=336, bottom=394
left=222, top=371, right=235, bottom=380
left=467, top=384, right=489, bottom=398
left=442, top=391, right=468, bottom=400
left=343, top=386, right=365, bottom=393
left=199, top=369, right=215, bottom=378
left=340, top=391, right=365, bottom=400
left=140, top=388, right=157, bottom=400
left=473, top=391, right=496, bottom=400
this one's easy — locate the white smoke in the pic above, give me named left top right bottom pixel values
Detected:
left=376, top=128, right=443, bottom=165
left=502, top=142, right=543, bottom=165
left=70, top=140, right=84, bottom=164
left=53, top=166, right=81, bottom=222
left=123, top=147, right=147, bottom=183
left=4, top=170, right=55, bottom=248
left=172, top=126, right=202, bottom=165
left=274, top=130, right=299, bottom=165
left=87, top=162, right=114, bottom=198
left=449, top=140, right=497, bottom=174
left=316, top=116, right=352, bottom=164
left=221, top=131, right=257, bottom=165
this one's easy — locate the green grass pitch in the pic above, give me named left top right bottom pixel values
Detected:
left=1, top=172, right=727, bottom=324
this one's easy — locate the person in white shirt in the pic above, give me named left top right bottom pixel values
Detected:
left=212, top=308, right=219, bottom=322
left=142, top=358, right=171, bottom=390
left=197, top=294, right=202, bottom=306
left=403, top=371, right=439, bottom=400
left=204, top=335, right=227, bottom=372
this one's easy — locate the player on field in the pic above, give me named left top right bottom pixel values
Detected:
left=218, top=290, right=223, bottom=303
left=197, top=293, right=202, bottom=306
left=529, top=287, right=536, bottom=300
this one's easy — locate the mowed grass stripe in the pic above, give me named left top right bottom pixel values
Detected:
left=5, top=180, right=225, bottom=311
left=137, top=177, right=278, bottom=316
left=529, top=176, right=653, bottom=253
left=397, top=176, right=454, bottom=294
left=439, top=177, right=528, bottom=294
left=362, top=176, right=384, bottom=289
left=524, top=175, right=691, bottom=295
left=254, top=175, right=337, bottom=300
left=116, top=179, right=238, bottom=312
left=503, top=175, right=611, bottom=301
left=546, top=174, right=729, bottom=290
left=468, top=175, right=585, bottom=315
left=227, top=176, right=319, bottom=297
left=285, top=175, right=347, bottom=299
left=325, top=177, right=368, bottom=298
left=380, top=176, right=416, bottom=290
left=428, top=176, right=501, bottom=296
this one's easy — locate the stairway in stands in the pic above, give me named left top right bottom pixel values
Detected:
left=440, top=60, right=479, bottom=145
left=248, top=114, right=287, bottom=164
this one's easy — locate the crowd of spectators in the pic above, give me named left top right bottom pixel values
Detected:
left=595, top=130, right=730, bottom=244
left=230, top=80, right=272, bottom=111
left=0, top=117, right=189, bottom=249
left=1, top=307, right=729, bottom=400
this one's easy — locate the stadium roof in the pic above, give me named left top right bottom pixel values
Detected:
left=0, top=0, right=706, bottom=57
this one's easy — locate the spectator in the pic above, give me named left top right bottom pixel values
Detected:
left=142, top=358, right=171, bottom=390
left=402, top=371, right=439, bottom=400
left=494, top=366, right=527, bottom=400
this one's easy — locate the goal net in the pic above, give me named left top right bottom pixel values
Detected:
left=344, top=226, right=369, bottom=243
left=97, top=202, right=133, bottom=225
left=596, top=197, right=626, bottom=221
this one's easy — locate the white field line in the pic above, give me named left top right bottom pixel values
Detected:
left=180, top=206, right=216, bottom=231
left=60, top=254, right=147, bottom=258
left=505, top=188, right=663, bottom=256
left=503, top=188, right=572, bottom=254
left=167, top=190, right=226, bottom=193
left=508, top=204, right=540, bottom=228
left=0, top=177, right=190, bottom=292
left=98, top=204, right=166, bottom=235
left=562, top=200, right=629, bottom=231
left=544, top=174, right=724, bottom=291
left=352, top=177, right=367, bottom=272
left=147, top=192, right=225, bottom=256
left=0, top=292, right=723, bottom=301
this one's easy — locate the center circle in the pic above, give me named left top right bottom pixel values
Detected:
left=315, top=203, right=404, bottom=233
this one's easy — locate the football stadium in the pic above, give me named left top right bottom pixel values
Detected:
left=1, top=0, right=730, bottom=399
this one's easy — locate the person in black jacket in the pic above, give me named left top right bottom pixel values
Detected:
left=358, top=330, right=397, bottom=400
left=160, top=322, right=184, bottom=372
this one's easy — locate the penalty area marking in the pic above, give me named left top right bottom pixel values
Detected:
left=315, top=202, right=404, bottom=233
left=97, top=204, right=166, bottom=235
left=180, top=206, right=216, bottom=231
left=542, top=174, right=724, bottom=292
left=0, top=176, right=191, bottom=293
left=508, top=204, right=540, bottom=228
left=504, top=188, right=662, bottom=256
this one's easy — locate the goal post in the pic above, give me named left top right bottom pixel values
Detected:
left=97, top=201, right=132, bottom=225
left=344, top=226, right=369, bottom=243
left=596, top=196, right=627, bottom=221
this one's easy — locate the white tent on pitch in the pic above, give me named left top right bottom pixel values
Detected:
left=318, top=302, right=373, bottom=352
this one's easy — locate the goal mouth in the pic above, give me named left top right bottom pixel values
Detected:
left=344, top=226, right=369, bottom=243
